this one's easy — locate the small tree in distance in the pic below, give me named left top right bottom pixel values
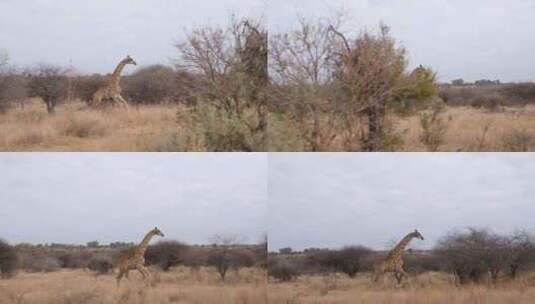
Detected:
left=206, top=234, right=249, bottom=281
left=26, top=64, right=68, bottom=114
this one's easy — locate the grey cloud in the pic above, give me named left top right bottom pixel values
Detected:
left=268, top=153, right=535, bottom=251
left=268, top=0, right=535, bottom=82
left=0, top=0, right=265, bottom=73
left=0, top=153, right=267, bottom=245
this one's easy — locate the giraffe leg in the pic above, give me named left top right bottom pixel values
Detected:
left=141, top=266, right=151, bottom=279
left=394, top=272, right=402, bottom=284
left=373, top=271, right=382, bottom=283
left=92, top=94, right=102, bottom=108
left=116, top=269, right=126, bottom=286
left=397, top=269, right=410, bottom=284
left=136, top=264, right=150, bottom=280
left=113, top=95, right=129, bottom=109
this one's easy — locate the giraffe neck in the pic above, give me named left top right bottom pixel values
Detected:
left=135, top=231, right=155, bottom=256
left=387, top=233, right=414, bottom=260
left=111, top=60, right=128, bottom=80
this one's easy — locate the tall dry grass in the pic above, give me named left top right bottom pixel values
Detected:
left=0, top=100, right=179, bottom=151
left=1, top=100, right=535, bottom=151
left=268, top=272, right=535, bottom=304
left=394, top=105, right=535, bottom=152
left=0, top=267, right=266, bottom=304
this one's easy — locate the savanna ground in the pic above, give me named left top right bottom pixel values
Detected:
left=0, top=100, right=179, bottom=151
left=268, top=272, right=535, bottom=304
left=1, top=99, right=535, bottom=151
left=0, top=266, right=266, bottom=304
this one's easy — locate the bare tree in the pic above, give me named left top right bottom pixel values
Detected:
left=269, top=17, right=341, bottom=151
left=435, top=228, right=506, bottom=284
left=0, top=50, right=10, bottom=112
left=26, top=64, right=68, bottom=114
left=175, top=17, right=268, bottom=150
left=329, top=23, right=409, bottom=151
left=207, top=234, right=249, bottom=281
left=505, top=230, right=535, bottom=278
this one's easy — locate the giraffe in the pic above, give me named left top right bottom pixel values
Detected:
left=116, top=227, right=164, bottom=285
left=373, top=229, right=424, bottom=284
left=91, top=55, right=136, bottom=108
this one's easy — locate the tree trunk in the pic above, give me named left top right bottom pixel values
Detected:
left=363, top=102, right=385, bottom=151
left=510, top=264, right=518, bottom=278
left=46, top=99, right=55, bottom=114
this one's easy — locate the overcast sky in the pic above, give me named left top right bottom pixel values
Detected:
left=0, top=0, right=265, bottom=74
left=1, top=1, right=535, bottom=81
left=0, top=153, right=267, bottom=245
left=269, top=153, right=535, bottom=251
left=269, top=0, right=535, bottom=82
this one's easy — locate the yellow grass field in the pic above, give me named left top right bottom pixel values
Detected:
left=268, top=272, right=535, bottom=304
left=1, top=100, right=535, bottom=151
left=0, top=101, right=180, bottom=152
left=0, top=267, right=266, bottom=304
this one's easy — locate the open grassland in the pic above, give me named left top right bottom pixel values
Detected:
left=0, top=267, right=266, bottom=304
left=0, top=100, right=180, bottom=151
left=1, top=100, right=535, bottom=151
left=392, top=105, right=535, bottom=151
left=268, top=272, right=535, bottom=304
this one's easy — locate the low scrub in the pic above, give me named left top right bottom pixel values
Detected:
left=57, top=114, right=107, bottom=138
left=0, top=240, right=18, bottom=279
left=268, top=257, right=300, bottom=282
left=87, top=257, right=113, bottom=274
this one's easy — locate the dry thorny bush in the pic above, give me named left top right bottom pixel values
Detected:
left=269, top=15, right=437, bottom=151
left=174, top=16, right=268, bottom=151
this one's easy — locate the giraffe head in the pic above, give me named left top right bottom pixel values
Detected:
left=124, top=55, right=137, bottom=66
left=151, top=226, right=165, bottom=237
left=411, top=229, right=424, bottom=240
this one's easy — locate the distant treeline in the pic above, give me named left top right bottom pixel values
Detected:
left=439, top=82, right=535, bottom=109
left=0, top=238, right=267, bottom=280
left=269, top=228, right=535, bottom=285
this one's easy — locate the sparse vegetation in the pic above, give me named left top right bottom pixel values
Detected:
left=268, top=258, right=299, bottom=282
left=87, top=257, right=113, bottom=275
left=0, top=267, right=266, bottom=304
left=0, top=237, right=267, bottom=303
left=269, top=228, right=535, bottom=303
left=1, top=16, right=535, bottom=151
left=270, top=228, right=535, bottom=285
left=0, top=240, right=18, bottom=279
left=26, top=65, right=68, bottom=114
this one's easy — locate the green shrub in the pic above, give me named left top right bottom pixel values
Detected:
left=419, top=101, right=448, bottom=151
left=169, top=103, right=266, bottom=152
